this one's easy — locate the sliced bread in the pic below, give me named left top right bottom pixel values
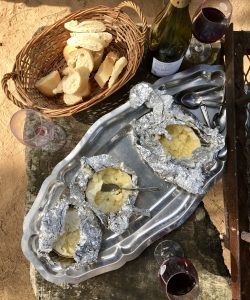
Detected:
left=64, top=20, right=106, bottom=33
left=62, top=66, right=90, bottom=95
left=92, top=49, right=104, bottom=71
left=67, top=48, right=94, bottom=73
left=63, top=45, right=78, bottom=62
left=35, top=70, right=61, bottom=97
left=52, top=80, right=63, bottom=94
left=69, top=32, right=113, bottom=48
left=108, top=57, right=128, bottom=88
left=63, top=82, right=91, bottom=106
left=94, top=51, right=119, bottom=88
left=67, top=36, right=104, bottom=52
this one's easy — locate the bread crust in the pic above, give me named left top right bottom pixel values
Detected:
left=35, top=70, right=61, bottom=97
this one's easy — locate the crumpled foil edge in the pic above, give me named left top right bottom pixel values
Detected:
left=70, top=154, right=139, bottom=235
left=38, top=192, right=102, bottom=270
left=129, top=82, right=225, bottom=194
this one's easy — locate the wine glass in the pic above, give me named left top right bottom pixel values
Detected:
left=154, top=240, right=200, bottom=300
left=10, top=109, right=66, bottom=152
left=185, top=0, right=232, bottom=64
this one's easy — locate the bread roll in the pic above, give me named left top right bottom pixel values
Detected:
left=108, top=57, right=128, bottom=88
left=63, top=45, right=78, bottom=62
left=94, top=51, right=119, bottom=88
left=35, top=70, right=61, bottom=97
left=67, top=48, right=94, bottom=73
left=70, top=32, right=113, bottom=48
left=67, top=36, right=104, bottom=52
left=64, top=20, right=106, bottom=33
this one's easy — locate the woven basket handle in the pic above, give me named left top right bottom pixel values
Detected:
left=1, top=72, right=26, bottom=109
left=116, top=1, right=147, bottom=45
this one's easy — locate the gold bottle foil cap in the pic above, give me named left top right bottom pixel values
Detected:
left=170, top=0, right=190, bottom=8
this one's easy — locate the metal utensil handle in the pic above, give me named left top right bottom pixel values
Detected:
left=200, top=105, right=211, bottom=127
left=123, top=186, right=160, bottom=191
left=198, top=94, right=223, bottom=102
left=194, top=86, right=221, bottom=95
left=202, top=101, right=224, bottom=108
left=157, top=75, right=207, bottom=95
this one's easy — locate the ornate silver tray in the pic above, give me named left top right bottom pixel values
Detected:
left=21, top=65, right=226, bottom=284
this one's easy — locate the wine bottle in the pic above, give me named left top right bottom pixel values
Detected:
left=149, top=0, right=192, bottom=77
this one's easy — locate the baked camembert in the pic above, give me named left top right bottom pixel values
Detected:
left=53, top=208, right=80, bottom=258
left=86, top=168, right=133, bottom=213
left=160, top=124, right=201, bottom=159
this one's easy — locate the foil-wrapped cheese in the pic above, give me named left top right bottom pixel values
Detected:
left=38, top=193, right=102, bottom=269
left=52, top=208, right=80, bottom=258
left=86, top=168, right=133, bottom=213
left=159, top=124, right=201, bottom=159
left=129, top=82, right=225, bottom=194
left=70, top=155, right=139, bottom=234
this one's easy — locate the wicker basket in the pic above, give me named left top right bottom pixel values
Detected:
left=2, top=1, right=147, bottom=119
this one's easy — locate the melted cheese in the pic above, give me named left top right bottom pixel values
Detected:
left=86, top=168, right=132, bottom=213
left=53, top=208, right=80, bottom=258
left=160, top=124, right=201, bottom=159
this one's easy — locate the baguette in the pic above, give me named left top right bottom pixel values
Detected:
left=62, top=66, right=89, bottom=95
left=53, top=80, right=63, bottom=94
left=108, top=57, right=128, bottom=88
left=70, top=32, right=113, bottom=48
left=35, top=70, right=61, bottom=97
left=67, top=36, right=104, bottom=52
left=63, top=45, right=78, bottom=62
left=64, top=20, right=106, bottom=33
left=67, top=48, right=94, bottom=73
left=63, top=82, right=91, bottom=106
left=92, top=49, right=104, bottom=71
left=94, top=51, right=119, bottom=88
left=62, top=67, right=72, bottom=76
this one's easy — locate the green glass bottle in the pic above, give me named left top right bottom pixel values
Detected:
left=149, top=0, right=192, bottom=77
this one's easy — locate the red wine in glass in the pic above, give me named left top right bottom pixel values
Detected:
left=192, top=7, right=228, bottom=43
left=154, top=240, right=200, bottom=299
left=159, top=256, right=199, bottom=299
left=185, top=0, right=232, bottom=64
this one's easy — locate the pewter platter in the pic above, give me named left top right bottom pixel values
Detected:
left=21, top=64, right=226, bottom=284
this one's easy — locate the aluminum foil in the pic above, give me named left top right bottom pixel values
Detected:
left=70, top=154, right=139, bottom=235
left=38, top=192, right=102, bottom=269
left=74, top=205, right=102, bottom=265
left=130, top=82, right=225, bottom=194
left=38, top=195, right=69, bottom=254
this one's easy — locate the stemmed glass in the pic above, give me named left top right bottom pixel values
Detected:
left=185, top=0, right=232, bottom=64
left=10, top=109, right=66, bottom=152
left=154, top=240, right=200, bottom=300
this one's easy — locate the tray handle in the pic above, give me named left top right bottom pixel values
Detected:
left=116, top=1, right=147, bottom=45
left=1, top=72, right=26, bottom=109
